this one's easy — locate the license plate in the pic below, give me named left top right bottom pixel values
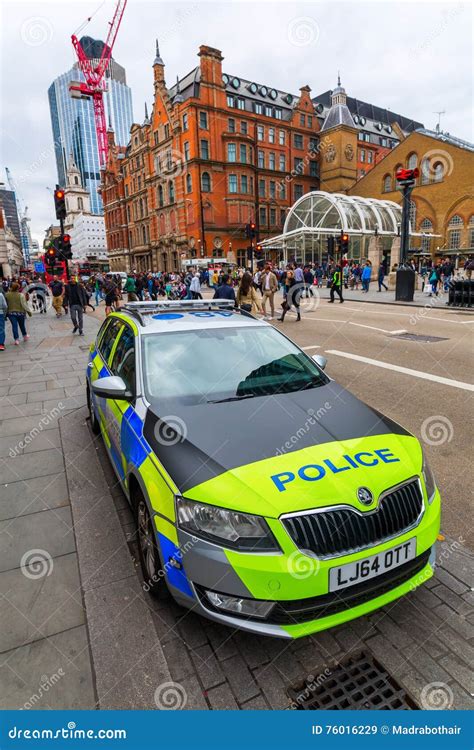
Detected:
left=329, top=538, right=416, bottom=592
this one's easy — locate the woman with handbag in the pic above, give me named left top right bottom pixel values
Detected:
left=236, top=272, right=263, bottom=315
left=277, top=270, right=301, bottom=322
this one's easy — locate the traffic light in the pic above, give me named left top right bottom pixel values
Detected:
left=59, top=234, right=72, bottom=260
left=254, top=244, right=264, bottom=260
left=327, top=235, right=335, bottom=255
left=396, top=168, right=419, bottom=188
left=45, top=245, right=57, bottom=267
left=54, top=188, right=66, bottom=220
left=246, top=246, right=253, bottom=261
left=341, top=232, right=349, bottom=254
left=245, top=222, right=256, bottom=239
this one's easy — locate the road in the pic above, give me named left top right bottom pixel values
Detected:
left=271, top=296, right=473, bottom=547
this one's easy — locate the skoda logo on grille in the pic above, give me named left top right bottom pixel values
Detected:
left=357, top=487, right=374, bottom=506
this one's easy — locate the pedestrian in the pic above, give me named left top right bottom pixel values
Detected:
left=328, top=264, right=344, bottom=303
left=63, top=277, right=88, bottom=336
left=49, top=275, right=64, bottom=317
left=361, top=262, right=372, bottom=292
left=124, top=272, right=137, bottom=302
left=103, top=276, right=118, bottom=315
left=236, top=272, right=263, bottom=315
left=0, top=287, right=7, bottom=351
left=277, top=270, right=301, bottom=322
left=190, top=272, right=202, bottom=299
left=377, top=263, right=388, bottom=292
left=213, top=274, right=236, bottom=303
left=429, top=266, right=440, bottom=296
left=94, top=276, right=104, bottom=306
left=261, top=265, right=278, bottom=318
left=5, top=282, right=32, bottom=345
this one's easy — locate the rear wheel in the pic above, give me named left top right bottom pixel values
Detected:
left=135, top=491, right=166, bottom=597
left=86, top=385, right=100, bottom=434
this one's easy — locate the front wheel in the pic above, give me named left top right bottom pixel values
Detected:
left=86, top=385, right=100, bottom=434
left=135, top=493, right=166, bottom=597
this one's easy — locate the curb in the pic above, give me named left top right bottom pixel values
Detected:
left=59, top=405, right=171, bottom=709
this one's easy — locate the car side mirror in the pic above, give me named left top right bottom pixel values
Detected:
left=312, top=354, right=327, bottom=370
left=91, top=375, right=131, bottom=400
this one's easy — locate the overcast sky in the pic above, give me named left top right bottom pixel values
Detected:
left=1, top=0, right=472, bottom=243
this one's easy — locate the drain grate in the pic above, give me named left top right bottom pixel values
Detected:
left=391, top=333, right=448, bottom=343
left=288, top=652, right=418, bottom=710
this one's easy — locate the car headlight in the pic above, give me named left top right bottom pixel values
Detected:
left=176, top=496, right=280, bottom=551
left=422, top=451, right=437, bottom=503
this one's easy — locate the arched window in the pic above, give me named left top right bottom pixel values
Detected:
left=409, top=200, right=416, bottom=230
left=382, top=174, right=391, bottom=193
left=433, top=161, right=444, bottom=182
left=421, top=158, right=430, bottom=184
left=420, top=218, right=433, bottom=253
left=74, top=176, right=79, bottom=185
left=186, top=173, right=192, bottom=193
left=448, top=215, right=463, bottom=249
left=201, top=171, right=211, bottom=192
left=159, top=213, right=165, bottom=235
left=169, top=181, right=175, bottom=203
left=142, top=225, right=147, bottom=245
left=78, top=197, right=83, bottom=210
left=407, top=152, right=418, bottom=170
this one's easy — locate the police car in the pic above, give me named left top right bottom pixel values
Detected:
left=87, top=300, right=440, bottom=638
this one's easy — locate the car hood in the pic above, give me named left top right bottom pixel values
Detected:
left=143, top=381, right=421, bottom=517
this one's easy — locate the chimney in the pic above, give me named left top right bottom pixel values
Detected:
left=198, top=45, right=224, bottom=85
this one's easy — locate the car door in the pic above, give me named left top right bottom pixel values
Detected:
left=90, top=317, right=123, bottom=437
left=107, top=322, right=137, bottom=487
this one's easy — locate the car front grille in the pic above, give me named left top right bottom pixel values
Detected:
left=282, top=478, right=423, bottom=559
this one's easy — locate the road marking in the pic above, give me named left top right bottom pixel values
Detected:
left=302, top=345, right=321, bottom=350
left=348, top=322, right=407, bottom=335
left=304, top=316, right=348, bottom=323
left=325, top=350, right=474, bottom=392
left=390, top=329, right=408, bottom=335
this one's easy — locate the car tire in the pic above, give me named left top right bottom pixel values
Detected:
left=86, top=385, right=101, bottom=435
left=134, top=490, right=167, bottom=598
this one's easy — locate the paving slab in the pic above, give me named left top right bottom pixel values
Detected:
left=0, top=506, right=75, bottom=573
left=0, top=473, right=69, bottom=522
left=1, top=448, right=64, bottom=483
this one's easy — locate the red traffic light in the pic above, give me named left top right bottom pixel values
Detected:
left=62, top=234, right=70, bottom=243
left=47, top=248, right=55, bottom=256
left=396, top=168, right=419, bottom=181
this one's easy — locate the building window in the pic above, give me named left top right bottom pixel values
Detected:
left=407, top=152, right=418, bottom=169
left=274, top=109, right=282, bottom=120
left=433, top=161, right=444, bottom=182
left=158, top=185, right=164, bottom=207
left=200, top=139, right=209, bottom=159
left=182, top=113, right=188, bottom=131
left=381, top=137, right=387, bottom=147
left=228, top=174, right=238, bottom=193
left=300, top=114, right=305, bottom=126
left=237, top=98, right=245, bottom=110
left=448, top=229, right=461, bottom=249
left=241, top=174, right=248, bottom=194
left=280, top=209, right=286, bottom=225
left=309, top=160, right=318, bottom=177
left=164, top=124, right=170, bottom=139
left=227, top=143, right=236, bottom=162
left=186, top=173, right=192, bottom=193
left=279, top=130, right=285, bottom=145
left=449, top=214, right=463, bottom=227
left=309, top=137, right=317, bottom=152
left=259, top=207, right=266, bottom=225
left=360, top=149, right=366, bottom=162
left=278, top=182, right=286, bottom=199
left=240, top=120, right=248, bottom=135
left=239, top=144, right=247, bottom=163
left=258, top=179, right=265, bottom=197
left=367, top=151, right=373, bottom=164
left=199, top=111, right=208, bottom=129
left=420, top=158, right=430, bottom=184
left=469, top=216, right=474, bottom=249
left=270, top=208, right=276, bottom=225
left=201, top=171, right=211, bottom=192
left=279, top=154, right=286, bottom=171
left=268, top=128, right=275, bottom=143
left=294, top=157, right=304, bottom=174
left=257, top=125, right=264, bottom=141
left=420, top=218, right=433, bottom=253
left=294, top=184, right=303, bottom=200
left=254, top=102, right=263, bottom=115
left=257, top=149, right=265, bottom=168
left=227, top=95, right=235, bottom=108
left=228, top=118, right=235, bottom=132
left=169, top=181, right=175, bottom=203
left=269, top=180, right=276, bottom=199
left=265, top=105, right=273, bottom=117
left=269, top=152, right=275, bottom=170
left=383, top=174, right=391, bottom=193
left=294, top=133, right=303, bottom=149
left=78, top=197, right=83, bottom=210
left=307, top=115, right=313, bottom=128
left=184, top=141, right=190, bottom=161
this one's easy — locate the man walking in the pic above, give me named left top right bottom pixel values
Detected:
left=49, top=275, right=64, bottom=317
left=377, top=262, right=388, bottom=292
left=261, top=265, right=278, bottom=318
left=63, top=278, right=88, bottom=336
left=328, top=264, right=344, bottom=303
left=0, top=288, right=7, bottom=351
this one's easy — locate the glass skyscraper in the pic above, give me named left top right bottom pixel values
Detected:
left=48, top=37, right=133, bottom=215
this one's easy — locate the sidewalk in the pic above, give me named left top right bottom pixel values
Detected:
left=0, top=308, right=99, bottom=709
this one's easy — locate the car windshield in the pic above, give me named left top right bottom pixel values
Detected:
left=142, top=325, right=329, bottom=406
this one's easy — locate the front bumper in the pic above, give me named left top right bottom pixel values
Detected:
left=166, top=490, right=440, bottom=639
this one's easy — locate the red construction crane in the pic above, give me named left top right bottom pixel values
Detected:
left=69, top=0, right=127, bottom=169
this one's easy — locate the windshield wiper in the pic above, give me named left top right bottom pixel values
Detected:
left=207, top=393, right=256, bottom=404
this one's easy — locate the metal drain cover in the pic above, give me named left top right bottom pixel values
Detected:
left=391, top=333, right=448, bottom=343
left=288, top=652, right=418, bottom=710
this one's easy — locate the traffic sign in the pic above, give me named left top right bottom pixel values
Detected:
left=34, top=261, right=45, bottom=273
